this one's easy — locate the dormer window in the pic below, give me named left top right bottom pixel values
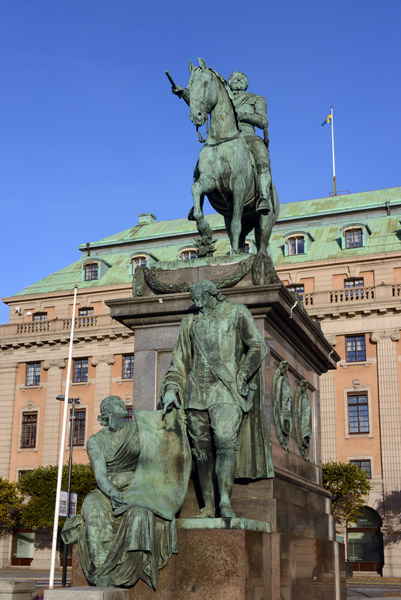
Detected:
left=345, top=228, right=363, bottom=249
left=131, top=255, right=147, bottom=273
left=180, top=248, right=197, bottom=260
left=283, top=230, right=314, bottom=257
left=340, top=223, right=370, bottom=250
left=84, top=263, right=99, bottom=281
left=288, top=236, right=305, bottom=256
left=244, top=241, right=251, bottom=254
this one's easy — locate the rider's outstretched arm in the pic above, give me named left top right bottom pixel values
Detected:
left=172, top=86, right=190, bottom=106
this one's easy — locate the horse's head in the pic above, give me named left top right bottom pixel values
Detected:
left=187, top=58, right=218, bottom=127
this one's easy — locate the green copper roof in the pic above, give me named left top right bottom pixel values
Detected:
left=9, top=187, right=401, bottom=298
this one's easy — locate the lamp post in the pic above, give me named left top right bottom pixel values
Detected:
left=56, top=394, right=80, bottom=587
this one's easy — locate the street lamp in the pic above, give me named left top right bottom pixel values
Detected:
left=56, top=394, right=80, bottom=587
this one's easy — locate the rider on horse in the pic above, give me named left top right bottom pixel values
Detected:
left=227, top=71, right=272, bottom=216
left=172, top=70, right=272, bottom=216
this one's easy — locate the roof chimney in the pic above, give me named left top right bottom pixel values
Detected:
left=138, top=213, right=157, bottom=225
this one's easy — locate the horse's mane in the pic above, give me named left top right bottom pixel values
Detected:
left=188, top=66, right=241, bottom=131
left=208, top=68, right=241, bottom=130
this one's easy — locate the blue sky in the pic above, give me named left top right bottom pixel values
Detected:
left=1, top=0, right=400, bottom=322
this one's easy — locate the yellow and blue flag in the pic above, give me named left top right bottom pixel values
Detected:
left=321, top=113, right=332, bottom=126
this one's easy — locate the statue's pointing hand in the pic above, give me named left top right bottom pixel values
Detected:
left=172, top=85, right=185, bottom=98
left=162, top=388, right=180, bottom=415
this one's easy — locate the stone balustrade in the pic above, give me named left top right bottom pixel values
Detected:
left=0, top=314, right=127, bottom=347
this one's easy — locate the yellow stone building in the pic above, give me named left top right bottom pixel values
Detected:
left=1, top=187, right=400, bottom=575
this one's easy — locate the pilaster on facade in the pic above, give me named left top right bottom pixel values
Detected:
left=319, top=370, right=338, bottom=463
left=370, top=329, right=401, bottom=515
left=91, top=355, right=115, bottom=433
left=41, top=359, right=65, bottom=466
left=0, top=361, right=18, bottom=478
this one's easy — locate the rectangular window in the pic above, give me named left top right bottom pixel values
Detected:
left=351, top=459, right=372, bottom=478
left=346, top=335, right=366, bottom=362
left=122, top=354, right=134, bottom=379
left=84, top=263, right=98, bottom=281
left=20, top=412, right=37, bottom=448
left=288, top=236, right=305, bottom=256
left=78, top=308, right=94, bottom=316
left=26, top=362, right=40, bottom=386
left=348, top=394, right=369, bottom=434
left=73, top=358, right=89, bottom=383
left=124, top=406, right=133, bottom=422
left=345, top=228, right=363, bottom=249
left=286, top=284, right=305, bottom=295
left=33, top=312, right=47, bottom=321
left=72, top=409, right=86, bottom=446
left=344, top=278, right=365, bottom=300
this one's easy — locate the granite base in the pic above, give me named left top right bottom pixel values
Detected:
left=44, top=588, right=129, bottom=600
left=0, top=580, right=36, bottom=600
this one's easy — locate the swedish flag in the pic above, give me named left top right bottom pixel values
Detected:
left=321, top=113, right=332, bottom=126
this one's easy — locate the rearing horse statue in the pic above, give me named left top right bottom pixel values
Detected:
left=171, top=58, right=279, bottom=255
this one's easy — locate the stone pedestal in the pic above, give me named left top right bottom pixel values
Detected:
left=104, top=258, right=345, bottom=599
left=0, top=580, right=36, bottom=600
left=44, top=588, right=129, bottom=600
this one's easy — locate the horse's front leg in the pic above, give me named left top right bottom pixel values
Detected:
left=231, top=177, right=246, bottom=253
left=191, top=175, right=214, bottom=238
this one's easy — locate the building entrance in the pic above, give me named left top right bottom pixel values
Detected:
left=347, top=507, right=384, bottom=574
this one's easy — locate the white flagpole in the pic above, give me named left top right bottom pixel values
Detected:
left=49, top=284, right=78, bottom=589
left=331, top=106, right=336, bottom=196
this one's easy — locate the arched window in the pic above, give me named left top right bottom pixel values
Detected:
left=131, top=255, right=147, bottom=273
left=287, top=235, right=305, bottom=256
left=345, top=227, right=363, bottom=249
left=244, top=241, right=251, bottom=254
left=180, top=248, right=197, bottom=260
left=84, top=263, right=99, bottom=281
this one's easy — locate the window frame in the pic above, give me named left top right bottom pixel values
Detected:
left=346, top=335, right=367, bottom=363
left=347, top=393, right=370, bottom=435
left=84, top=263, right=99, bottom=281
left=180, top=248, right=197, bottom=260
left=350, top=459, right=372, bottom=479
left=32, top=312, right=47, bottom=322
left=78, top=307, right=94, bottom=316
left=72, top=358, right=89, bottom=383
left=20, top=412, right=38, bottom=449
left=26, top=362, right=41, bottom=386
left=345, top=228, right=363, bottom=249
left=124, top=406, right=133, bottom=422
left=71, top=408, right=86, bottom=447
left=122, top=354, right=134, bottom=380
left=131, top=255, right=148, bottom=273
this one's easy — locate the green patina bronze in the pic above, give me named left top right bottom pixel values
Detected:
left=272, top=361, right=293, bottom=451
left=294, top=379, right=312, bottom=460
left=61, top=396, right=191, bottom=589
left=161, top=280, right=274, bottom=519
left=168, top=58, right=279, bottom=256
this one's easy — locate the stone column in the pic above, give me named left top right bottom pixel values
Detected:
left=92, top=355, right=114, bottom=434
left=371, top=330, right=401, bottom=514
left=42, top=359, right=65, bottom=466
left=319, top=335, right=338, bottom=463
left=0, top=360, right=18, bottom=478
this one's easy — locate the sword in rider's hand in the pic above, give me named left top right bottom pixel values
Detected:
left=165, top=70, right=177, bottom=88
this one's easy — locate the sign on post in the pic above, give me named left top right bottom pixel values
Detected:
left=59, top=491, right=77, bottom=517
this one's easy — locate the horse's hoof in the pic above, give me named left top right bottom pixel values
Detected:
left=188, top=207, right=195, bottom=221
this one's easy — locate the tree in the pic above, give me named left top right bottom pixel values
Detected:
left=0, top=477, right=21, bottom=536
left=322, top=461, right=372, bottom=559
left=17, top=464, right=96, bottom=529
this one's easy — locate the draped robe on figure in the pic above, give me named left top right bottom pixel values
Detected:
left=62, top=410, right=191, bottom=589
